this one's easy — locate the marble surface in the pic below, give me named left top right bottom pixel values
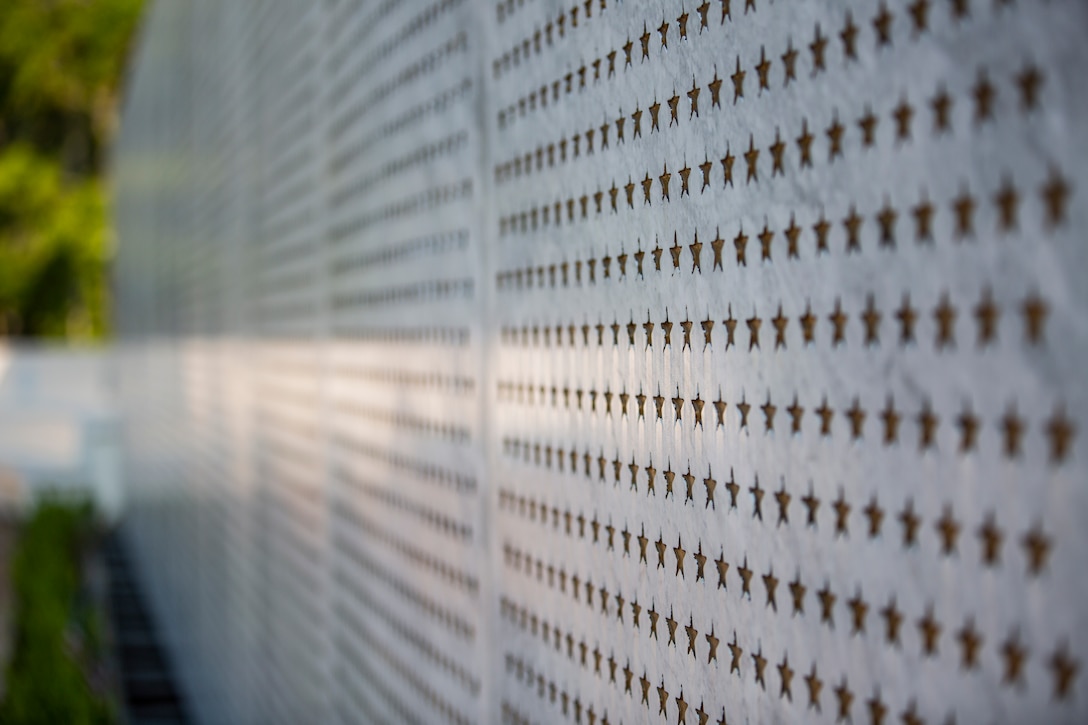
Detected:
left=113, top=1, right=1088, bottom=722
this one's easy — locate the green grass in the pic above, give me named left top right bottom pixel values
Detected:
left=0, top=499, right=114, bottom=724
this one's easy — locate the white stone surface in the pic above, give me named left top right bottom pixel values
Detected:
left=113, top=1, right=1088, bottom=723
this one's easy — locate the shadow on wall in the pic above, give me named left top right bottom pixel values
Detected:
left=0, top=345, right=120, bottom=519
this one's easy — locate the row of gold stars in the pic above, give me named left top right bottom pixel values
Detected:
left=500, top=542, right=1080, bottom=724
left=498, top=292, right=1050, bottom=351
left=498, top=146, right=1068, bottom=237
left=499, top=387, right=1075, bottom=460
left=497, top=0, right=1028, bottom=128
left=499, top=483, right=1050, bottom=586
left=494, top=61, right=1043, bottom=184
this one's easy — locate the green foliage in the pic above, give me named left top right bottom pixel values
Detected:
left=0, top=0, right=144, bottom=339
left=0, top=499, right=114, bottom=725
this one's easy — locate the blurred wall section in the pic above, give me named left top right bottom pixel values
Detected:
left=0, top=345, right=120, bottom=517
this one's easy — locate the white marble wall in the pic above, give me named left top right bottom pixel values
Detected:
left=113, top=1, right=1088, bottom=723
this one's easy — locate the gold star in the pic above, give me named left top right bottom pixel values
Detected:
left=781, top=40, right=798, bottom=85
left=994, top=177, right=1019, bottom=232
left=1001, top=405, right=1024, bottom=459
left=862, top=295, right=881, bottom=345
left=834, top=679, right=854, bottom=721
left=1046, top=406, right=1075, bottom=463
left=721, top=149, right=735, bottom=187
left=737, top=557, right=753, bottom=595
left=804, top=665, right=823, bottom=710
left=1021, top=293, right=1048, bottom=345
left=697, top=2, right=710, bottom=30
left=893, top=97, right=914, bottom=140
left=873, top=4, right=894, bottom=46
left=833, top=490, right=851, bottom=535
left=973, top=70, right=996, bottom=122
left=913, top=194, right=934, bottom=241
left=846, top=398, right=866, bottom=439
left=749, top=476, right=764, bottom=519
left=1001, top=632, right=1028, bottom=684
left=1022, top=525, right=1052, bottom=574
left=896, top=701, right=922, bottom=722
left=728, top=633, right=743, bottom=674
left=1017, top=64, right=1044, bottom=111
left=877, top=201, right=897, bottom=246
left=800, top=304, right=816, bottom=344
left=762, top=397, right=777, bottom=431
left=1049, top=645, right=1079, bottom=699
left=843, top=206, right=863, bottom=252
left=954, top=619, right=983, bottom=670
left=863, top=497, right=884, bottom=537
left=659, top=164, right=672, bottom=200
left=896, top=294, right=917, bottom=344
left=881, top=598, right=903, bottom=644
left=668, top=93, right=680, bottom=126
left=796, top=119, right=814, bottom=167
left=765, top=307, right=787, bottom=350
left=789, top=575, right=806, bottom=613
left=880, top=397, right=900, bottom=444
left=931, top=86, right=953, bottom=132
left=752, top=648, right=768, bottom=689
left=731, top=56, right=746, bottom=102
left=756, top=46, right=771, bottom=89
left=858, top=106, right=879, bottom=147
left=1041, top=167, right=1071, bottom=229
left=813, top=214, right=831, bottom=253
left=778, top=656, right=795, bottom=700
left=977, top=514, right=1003, bottom=566
left=918, top=402, right=935, bottom=448
left=840, top=13, right=858, bottom=59
left=867, top=692, right=888, bottom=725
left=809, top=24, right=827, bottom=73
left=908, top=0, right=929, bottom=33
left=952, top=188, right=976, bottom=238
left=848, top=591, right=869, bottom=633
left=734, top=227, right=749, bottom=266
left=918, top=607, right=942, bottom=655
left=957, top=405, right=979, bottom=452
left=829, top=299, right=848, bottom=345
left=934, top=294, right=956, bottom=349
left=802, top=485, right=820, bottom=526
left=826, top=115, right=845, bottom=160
left=744, top=135, right=760, bottom=182
left=716, top=553, right=729, bottom=589
left=936, top=505, right=960, bottom=554
left=787, top=395, right=805, bottom=433
left=974, top=287, right=999, bottom=346
left=769, top=131, right=786, bottom=176
left=899, top=500, right=921, bottom=547
left=816, top=397, right=835, bottom=435
left=763, top=569, right=779, bottom=609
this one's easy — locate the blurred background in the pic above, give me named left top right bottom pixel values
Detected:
left=0, top=2, right=145, bottom=723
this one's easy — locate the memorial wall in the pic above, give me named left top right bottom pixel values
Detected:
left=112, top=1, right=1088, bottom=723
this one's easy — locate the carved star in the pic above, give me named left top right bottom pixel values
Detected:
left=873, top=3, right=894, bottom=45
left=781, top=40, right=798, bottom=85
left=731, top=57, right=746, bottom=102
